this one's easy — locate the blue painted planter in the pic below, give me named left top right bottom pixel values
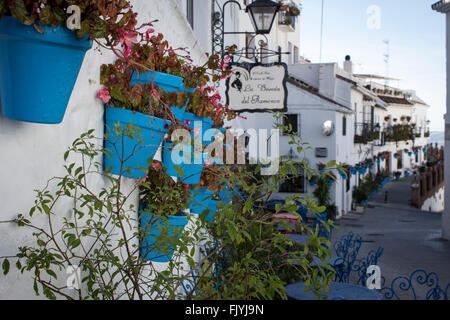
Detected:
left=0, top=16, right=92, bottom=123
left=162, top=142, right=178, bottom=177
left=140, top=211, right=189, bottom=262
left=219, top=185, right=240, bottom=204
left=309, top=179, right=317, bottom=186
left=189, top=188, right=218, bottom=220
left=132, top=71, right=196, bottom=124
left=104, top=106, right=170, bottom=179
left=132, top=70, right=183, bottom=93
left=177, top=151, right=207, bottom=185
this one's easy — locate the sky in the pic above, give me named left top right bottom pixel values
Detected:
left=298, top=0, right=446, bottom=131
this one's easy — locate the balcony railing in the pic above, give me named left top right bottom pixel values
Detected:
left=354, top=123, right=379, bottom=144
left=384, top=124, right=414, bottom=142
left=278, top=11, right=296, bottom=32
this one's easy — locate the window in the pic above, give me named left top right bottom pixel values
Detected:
left=346, top=173, right=351, bottom=192
left=397, top=153, right=403, bottom=169
left=186, top=0, right=194, bottom=29
left=343, top=116, right=347, bottom=136
left=282, top=114, right=299, bottom=136
left=279, top=164, right=306, bottom=193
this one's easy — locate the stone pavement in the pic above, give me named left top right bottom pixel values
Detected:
left=330, top=177, right=450, bottom=298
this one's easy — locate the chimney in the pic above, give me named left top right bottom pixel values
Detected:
left=343, top=55, right=353, bottom=75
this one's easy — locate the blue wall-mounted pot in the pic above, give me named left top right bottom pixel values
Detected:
left=0, top=16, right=92, bottom=124
left=104, top=106, right=170, bottom=179
left=140, top=211, right=189, bottom=262
left=189, top=188, right=218, bottom=222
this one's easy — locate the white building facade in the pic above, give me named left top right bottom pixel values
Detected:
left=432, top=0, right=450, bottom=240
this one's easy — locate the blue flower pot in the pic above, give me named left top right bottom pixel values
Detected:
left=177, top=151, right=207, bottom=185
left=140, top=211, right=189, bottom=262
left=309, top=179, right=317, bottom=186
left=218, top=185, right=240, bottom=204
left=162, top=142, right=178, bottom=177
left=132, top=71, right=195, bottom=123
left=0, top=16, right=92, bottom=124
left=189, top=188, right=218, bottom=221
left=132, top=70, right=183, bottom=93
left=104, top=106, right=171, bottom=179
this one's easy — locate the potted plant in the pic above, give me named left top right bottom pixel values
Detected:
left=289, top=5, right=301, bottom=17
left=139, top=160, right=191, bottom=262
left=384, top=116, right=390, bottom=122
left=352, top=187, right=368, bottom=213
left=317, top=162, right=326, bottom=172
left=309, top=175, right=318, bottom=186
left=99, top=31, right=234, bottom=179
left=0, top=0, right=133, bottom=124
left=394, top=171, right=401, bottom=181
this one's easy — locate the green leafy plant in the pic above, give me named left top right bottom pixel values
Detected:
left=140, top=160, right=190, bottom=218
left=1, top=118, right=336, bottom=300
left=0, top=0, right=135, bottom=41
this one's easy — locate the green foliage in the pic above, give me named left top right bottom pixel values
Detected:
left=1, top=0, right=135, bottom=41
left=352, top=170, right=390, bottom=205
left=140, top=160, right=190, bottom=218
left=1, top=120, right=336, bottom=300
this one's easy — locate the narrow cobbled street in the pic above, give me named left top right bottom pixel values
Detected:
left=332, top=176, right=450, bottom=293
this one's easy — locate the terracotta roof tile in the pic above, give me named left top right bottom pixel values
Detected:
left=378, top=95, right=413, bottom=105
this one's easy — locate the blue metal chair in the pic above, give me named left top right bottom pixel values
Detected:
left=380, top=269, right=450, bottom=300
left=312, top=212, right=334, bottom=241
left=332, top=232, right=363, bottom=283
left=354, top=247, right=384, bottom=286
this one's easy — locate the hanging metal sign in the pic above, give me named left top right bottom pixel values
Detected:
left=225, top=62, right=288, bottom=113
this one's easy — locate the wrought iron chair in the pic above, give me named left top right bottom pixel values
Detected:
left=353, top=247, right=384, bottom=286
left=312, top=212, right=334, bottom=241
left=332, top=232, right=363, bottom=283
left=380, top=269, right=450, bottom=300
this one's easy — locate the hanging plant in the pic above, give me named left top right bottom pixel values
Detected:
left=0, top=0, right=137, bottom=124
left=288, top=6, right=301, bottom=16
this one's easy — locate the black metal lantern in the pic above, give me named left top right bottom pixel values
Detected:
left=246, top=0, right=281, bottom=34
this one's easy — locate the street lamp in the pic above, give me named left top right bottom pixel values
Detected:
left=246, top=0, right=281, bottom=35
left=212, top=0, right=281, bottom=59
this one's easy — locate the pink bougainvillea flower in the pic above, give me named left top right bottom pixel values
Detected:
left=138, top=173, right=149, bottom=186
left=199, top=85, right=206, bottom=92
left=120, top=31, right=138, bottom=48
left=96, top=88, right=111, bottom=103
left=123, top=45, right=132, bottom=58
left=145, top=28, right=155, bottom=40
left=184, top=120, right=191, bottom=126
left=183, top=183, right=190, bottom=190
left=152, top=162, right=161, bottom=169
left=221, top=56, right=231, bottom=71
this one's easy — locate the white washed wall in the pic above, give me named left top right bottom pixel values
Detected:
left=0, top=0, right=208, bottom=299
